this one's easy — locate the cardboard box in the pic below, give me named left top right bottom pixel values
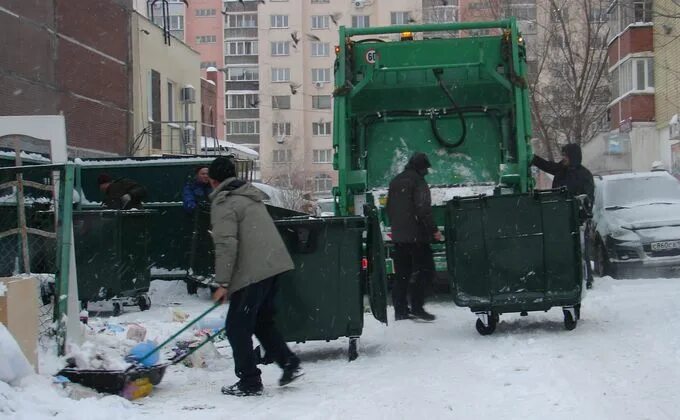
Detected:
left=0, top=276, right=39, bottom=370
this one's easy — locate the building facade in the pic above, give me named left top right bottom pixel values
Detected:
left=257, top=0, right=422, bottom=196
left=653, top=0, right=680, bottom=176
left=131, top=12, right=202, bottom=156
left=0, top=0, right=133, bottom=157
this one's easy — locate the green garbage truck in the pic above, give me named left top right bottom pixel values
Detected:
left=332, top=19, right=584, bottom=332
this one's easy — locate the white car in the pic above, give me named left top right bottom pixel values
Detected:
left=590, top=171, right=680, bottom=278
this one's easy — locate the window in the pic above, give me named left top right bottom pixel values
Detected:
left=227, top=93, right=259, bottom=109
left=196, top=35, right=217, bottom=44
left=152, top=15, right=184, bottom=30
left=270, top=15, right=289, bottom=28
left=633, top=0, right=652, bottom=23
left=167, top=81, right=175, bottom=121
left=611, top=57, right=654, bottom=100
left=200, top=61, right=217, bottom=69
left=272, top=95, right=291, bottom=109
left=196, top=8, right=217, bottom=17
left=589, top=7, right=608, bottom=23
left=351, top=15, right=370, bottom=28
left=424, top=5, right=458, bottom=23
left=312, top=122, right=331, bottom=136
left=227, top=66, right=259, bottom=81
left=312, top=15, right=330, bottom=29
left=506, top=4, right=536, bottom=21
left=313, top=174, right=332, bottom=192
left=391, top=12, right=411, bottom=25
left=226, top=13, right=257, bottom=28
left=271, top=41, right=291, bottom=56
left=272, top=122, right=292, bottom=137
left=271, top=68, right=291, bottom=82
left=311, top=0, right=329, bottom=3
left=273, top=149, right=292, bottom=163
left=312, top=95, right=331, bottom=109
left=226, top=40, right=258, bottom=56
left=313, top=149, right=332, bottom=164
left=311, top=42, right=330, bottom=57
left=226, top=120, right=259, bottom=135
left=312, top=68, right=331, bottom=83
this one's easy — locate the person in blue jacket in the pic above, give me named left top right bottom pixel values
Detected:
left=183, top=166, right=212, bottom=214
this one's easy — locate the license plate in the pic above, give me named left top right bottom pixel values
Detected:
left=651, top=241, right=680, bottom=251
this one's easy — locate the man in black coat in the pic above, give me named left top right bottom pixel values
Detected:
left=98, top=174, right=147, bottom=210
left=532, top=143, right=594, bottom=204
left=532, top=143, right=595, bottom=288
left=386, top=152, right=441, bottom=321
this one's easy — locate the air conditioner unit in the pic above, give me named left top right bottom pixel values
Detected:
left=314, top=81, right=325, bottom=88
left=180, top=86, right=196, bottom=103
left=353, top=0, right=366, bottom=8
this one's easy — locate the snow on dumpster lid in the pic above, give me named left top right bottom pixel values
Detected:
left=0, top=150, right=51, bottom=163
left=73, top=156, right=215, bottom=166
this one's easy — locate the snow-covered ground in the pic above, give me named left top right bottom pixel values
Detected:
left=4, top=276, right=680, bottom=419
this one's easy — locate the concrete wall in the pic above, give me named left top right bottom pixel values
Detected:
left=131, top=12, right=202, bottom=155
left=582, top=131, right=632, bottom=175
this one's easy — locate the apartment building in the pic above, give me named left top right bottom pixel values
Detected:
left=258, top=0, right=422, bottom=196
left=653, top=0, right=680, bottom=174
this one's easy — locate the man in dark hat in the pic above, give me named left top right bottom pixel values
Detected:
left=208, top=156, right=303, bottom=397
left=97, top=174, right=147, bottom=210
left=532, top=143, right=595, bottom=288
left=386, top=152, right=441, bottom=322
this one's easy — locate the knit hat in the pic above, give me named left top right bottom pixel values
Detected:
left=208, top=157, right=236, bottom=182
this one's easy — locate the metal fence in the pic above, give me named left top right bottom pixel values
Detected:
left=0, top=163, right=76, bottom=354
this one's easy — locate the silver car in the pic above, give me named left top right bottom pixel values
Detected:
left=591, top=171, right=680, bottom=278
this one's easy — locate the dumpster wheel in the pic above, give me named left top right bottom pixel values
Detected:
left=112, top=302, right=123, bottom=317
left=475, top=312, right=498, bottom=336
left=138, top=294, right=151, bottom=311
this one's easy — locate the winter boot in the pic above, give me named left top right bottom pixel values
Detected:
left=411, top=308, right=436, bottom=322
left=221, top=380, right=263, bottom=397
left=279, top=357, right=304, bottom=386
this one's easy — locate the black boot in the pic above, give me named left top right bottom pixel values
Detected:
left=279, top=357, right=304, bottom=386
left=221, top=380, right=263, bottom=396
left=411, top=308, right=436, bottom=322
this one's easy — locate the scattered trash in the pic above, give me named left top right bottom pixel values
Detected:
left=126, top=341, right=160, bottom=367
left=172, top=308, right=190, bottom=322
left=126, top=324, right=147, bottom=343
left=79, top=310, right=89, bottom=324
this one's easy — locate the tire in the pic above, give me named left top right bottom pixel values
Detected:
left=138, top=295, right=151, bottom=311
left=594, top=241, right=611, bottom=277
left=112, top=302, right=122, bottom=317
left=475, top=315, right=497, bottom=336
left=563, top=309, right=577, bottom=330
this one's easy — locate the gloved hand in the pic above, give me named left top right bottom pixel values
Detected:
left=121, top=194, right=132, bottom=209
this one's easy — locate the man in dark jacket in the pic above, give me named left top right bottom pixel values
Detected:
left=532, top=143, right=594, bottom=204
left=182, top=166, right=212, bottom=214
left=98, top=174, right=147, bottom=210
left=386, top=152, right=441, bottom=322
left=532, top=143, right=595, bottom=288
left=208, top=157, right=302, bottom=397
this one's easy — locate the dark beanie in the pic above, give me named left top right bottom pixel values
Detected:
left=97, top=173, right=112, bottom=185
left=208, top=156, right=236, bottom=182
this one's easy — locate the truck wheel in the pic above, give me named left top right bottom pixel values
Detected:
left=475, top=315, right=497, bottom=336
left=563, top=309, right=577, bottom=330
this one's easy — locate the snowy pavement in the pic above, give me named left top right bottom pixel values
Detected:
left=5, top=276, right=680, bottom=419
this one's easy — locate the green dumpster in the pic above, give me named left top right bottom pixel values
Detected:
left=71, top=210, right=154, bottom=315
left=273, top=210, right=387, bottom=360
left=445, top=190, right=583, bottom=334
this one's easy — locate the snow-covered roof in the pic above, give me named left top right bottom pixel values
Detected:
left=0, top=150, right=51, bottom=163
left=200, top=137, right=259, bottom=158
